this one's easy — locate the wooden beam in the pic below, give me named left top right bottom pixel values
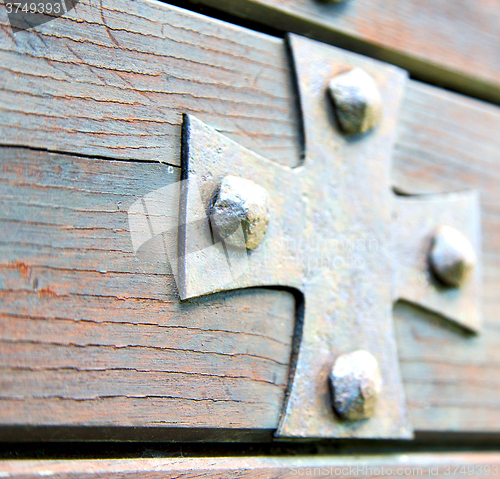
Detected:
left=191, top=0, right=500, bottom=104
left=0, top=148, right=295, bottom=439
left=0, top=0, right=300, bottom=166
left=3, top=453, right=500, bottom=478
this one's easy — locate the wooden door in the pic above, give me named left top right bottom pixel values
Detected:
left=0, top=0, right=499, bottom=475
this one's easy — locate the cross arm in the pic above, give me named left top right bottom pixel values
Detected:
left=392, top=192, right=481, bottom=333
left=179, top=115, right=305, bottom=300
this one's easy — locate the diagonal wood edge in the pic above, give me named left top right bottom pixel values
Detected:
left=193, top=0, right=500, bottom=105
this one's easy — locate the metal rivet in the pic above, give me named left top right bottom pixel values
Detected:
left=330, top=350, right=382, bottom=421
left=328, top=67, right=383, bottom=135
left=429, top=225, right=476, bottom=288
left=211, top=175, right=270, bottom=250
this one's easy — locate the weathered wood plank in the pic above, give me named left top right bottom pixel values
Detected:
left=3, top=453, right=500, bottom=478
left=0, top=0, right=300, bottom=166
left=0, top=148, right=295, bottom=436
left=192, top=0, right=500, bottom=103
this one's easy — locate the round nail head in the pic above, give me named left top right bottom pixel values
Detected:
left=328, top=67, right=383, bottom=135
left=429, top=225, right=477, bottom=287
left=330, top=350, right=382, bottom=421
left=211, top=175, right=270, bottom=250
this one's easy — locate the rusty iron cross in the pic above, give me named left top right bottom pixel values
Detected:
left=178, top=35, right=481, bottom=439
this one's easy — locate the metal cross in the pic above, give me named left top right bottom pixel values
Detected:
left=178, top=35, right=481, bottom=439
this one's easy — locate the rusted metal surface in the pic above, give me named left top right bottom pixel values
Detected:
left=392, top=194, right=481, bottom=329
left=179, top=35, right=481, bottom=439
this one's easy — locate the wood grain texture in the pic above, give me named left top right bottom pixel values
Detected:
left=0, top=148, right=295, bottom=436
left=0, top=0, right=300, bottom=166
left=192, top=0, right=500, bottom=103
left=0, top=0, right=500, bottom=437
left=3, top=453, right=500, bottom=478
